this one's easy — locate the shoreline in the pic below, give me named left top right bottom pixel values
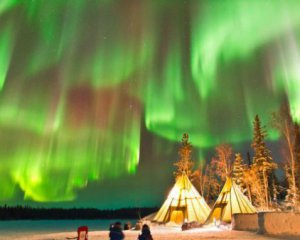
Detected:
left=5, top=225, right=284, bottom=240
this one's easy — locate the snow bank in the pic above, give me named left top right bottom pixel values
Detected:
left=258, top=212, right=300, bottom=236
left=232, top=213, right=258, bottom=232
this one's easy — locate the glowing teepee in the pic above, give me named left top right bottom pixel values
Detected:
left=153, top=173, right=211, bottom=224
left=206, top=177, right=256, bottom=223
left=153, top=133, right=211, bottom=224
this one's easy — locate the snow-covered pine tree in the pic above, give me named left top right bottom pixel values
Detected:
left=242, top=166, right=253, bottom=203
left=284, top=165, right=298, bottom=211
left=232, top=153, right=246, bottom=190
left=246, top=165, right=265, bottom=207
left=252, top=115, right=277, bottom=209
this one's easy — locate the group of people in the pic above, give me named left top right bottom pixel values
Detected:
left=109, top=222, right=153, bottom=240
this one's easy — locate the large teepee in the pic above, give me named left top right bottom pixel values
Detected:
left=153, top=173, right=211, bottom=224
left=206, top=177, right=256, bottom=223
left=153, top=133, right=211, bottom=224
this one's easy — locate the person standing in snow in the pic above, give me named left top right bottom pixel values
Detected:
left=109, top=222, right=125, bottom=240
left=137, top=224, right=153, bottom=240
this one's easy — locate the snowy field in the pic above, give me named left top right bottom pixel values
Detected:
left=3, top=225, right=298, bottom=240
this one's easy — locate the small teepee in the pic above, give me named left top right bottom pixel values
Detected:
left=206, top=177, right=256, bottom=223
left=153, top=133, right=211, bottom=224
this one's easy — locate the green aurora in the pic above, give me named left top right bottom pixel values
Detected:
left=0, top=0, right=300, bottom=205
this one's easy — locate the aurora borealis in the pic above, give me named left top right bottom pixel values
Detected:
left=1, top=0, right=300, bottom=208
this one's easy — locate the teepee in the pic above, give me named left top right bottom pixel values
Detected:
left=153, top=133, right=211, bottom=224
left=153, top=173, right=211, bottom=224
left=206, top=177, right=256, bottom=223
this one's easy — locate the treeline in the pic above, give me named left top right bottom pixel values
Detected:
left=191, top=101, right=300, bottom=212
left=0, top=205, right=158, bottom=220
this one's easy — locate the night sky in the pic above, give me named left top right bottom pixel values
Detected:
left=0, top=0, right=300, bottom=209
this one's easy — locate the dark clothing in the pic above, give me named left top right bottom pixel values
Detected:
left=138, top=234, right=153, bottom=240
left=138, top=229, right=153, bottom=240
left=109, top=226, right=124, bottom=240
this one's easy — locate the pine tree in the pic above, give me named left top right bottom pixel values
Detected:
left=284, top=165, right=298, bottom=211
left=174, top=133, right=194, bottom=177
left=244, top=165, right=265, bottom=207
left=271, top=176, right=280, bottom=210
left=252, top=115, right=277, bottom=209
left=232, top=153, right=245, bottom=189
left=254, top=168, right=267, bottom=208
left=242, top=151, right=254, bottom=203
left=272, top=102, right=299, bottom=211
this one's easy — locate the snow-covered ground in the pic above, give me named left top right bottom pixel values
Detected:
left=5, top=225, right=296, bottom=240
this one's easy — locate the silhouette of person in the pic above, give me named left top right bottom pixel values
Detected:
left=109, top=222, right=124, bottom=240
left=137, top=224, right=153, bottom=240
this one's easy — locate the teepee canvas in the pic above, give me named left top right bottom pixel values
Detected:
left=153, top=173, right=211, bottom=224
left=206, top=177, right=256, bottom=223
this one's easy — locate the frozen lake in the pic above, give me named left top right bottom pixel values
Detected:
left=0, top=219, right=135, bottom=239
